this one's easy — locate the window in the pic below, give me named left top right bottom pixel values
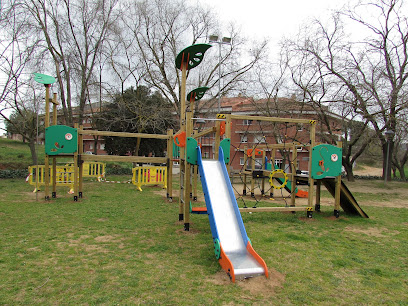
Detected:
left=296, top=123, right=304, bottom=131
left=203, top=152, right=209, bottom=159
left=100, top=143, right=105, bottom=150
left=243, top=119, right=252, bottom=125
left=274, top=159, right=283, bottom=168
left=240, top=157, right=245, bottom=165
left=254, top=134, right=266, bottom=143
left=255, top=158, right=263, bottom=169
left=89, top=143, right=94, bottom=150
left=240, top=134, right=248, bottom=143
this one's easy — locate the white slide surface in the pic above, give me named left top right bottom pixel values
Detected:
left=200, top=159, right=266, bottom=280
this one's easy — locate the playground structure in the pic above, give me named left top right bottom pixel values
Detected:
left=32, top=43, right=368, bottom=282
left=173, top=43, right=368, bottom=281
left=33, top=73, right=175, bottom=201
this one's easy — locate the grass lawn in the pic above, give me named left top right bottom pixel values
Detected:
left=1, top=176, right=407, bottom=304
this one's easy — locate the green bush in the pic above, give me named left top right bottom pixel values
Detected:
left=0, top=169, right=29, bottom=179
left=106, top=164, right=133, bottom=175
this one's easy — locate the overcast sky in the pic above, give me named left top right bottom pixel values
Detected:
left=197, top=0, right=350, bottom=46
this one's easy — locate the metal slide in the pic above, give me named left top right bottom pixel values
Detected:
left=197, top=147, right=268, bottom=282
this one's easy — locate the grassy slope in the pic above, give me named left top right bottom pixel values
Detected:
left=0, top=177, right=407, bottom=304
left=0, top=138, right=44, bottom=169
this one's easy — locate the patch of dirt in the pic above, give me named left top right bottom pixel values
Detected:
left=207, top=269, right=285, bottom=297
left=353, top=166, right=383, bottom=176
left=175, top=225, right=201, bottom=235
left=94, top=235, right=123, bottom=243
left=345, top=226, right=400, bottom=237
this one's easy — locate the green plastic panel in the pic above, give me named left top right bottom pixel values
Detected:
left=214, top=238, right=221, bottom=259
left=311, top=144, right=342, bottom=179
left=186, top=137, right=198, bottom=165
left=187, top=87, right=209, bottom=102
left=45, top=125, right=78, bottom=155
left=33, top=73, right=56, bottom=85
left=220, top=138, right=231, bottom=164
left=175, top=44, right=212, bottom=70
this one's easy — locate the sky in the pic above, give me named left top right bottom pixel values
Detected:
left=197, top=0, right=350, bottom=48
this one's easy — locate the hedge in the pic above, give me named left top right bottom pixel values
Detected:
left=0, top=169, right=29, bottom=179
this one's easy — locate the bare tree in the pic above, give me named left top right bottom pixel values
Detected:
left=121, top=0, right=268, bottom=118
left=24, top=0, right=120, bottom=125
left=285, top=0, right=408, bottom=180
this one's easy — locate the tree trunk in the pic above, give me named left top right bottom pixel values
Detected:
left=382, top=141, right=394, bottom=181
left=343, top=159, right=355, bottom=182
left=396, top=165, right=406, bottom=181
left=28, top=138, right=38, bottom=165
left=93, top=136, right=99, bottom=155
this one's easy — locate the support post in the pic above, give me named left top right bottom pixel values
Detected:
left=178, top=61, right=187, bottom=223
left=225, top=115, right=232, bottom=175
left=167, top=129, right=173, bottom=201
left=243, top=145, right=247, bottom=195
left=315, top=181, right=321, bottom=212
left=307, top=122, right=316, bottom=209
left=334, top=141, right=342, bottom=217
left=78, top=125, right=84, bottom=198
left=183, top=111, right=193, bottom=231
left=44, top=84, right=51, bottom=200
left=290, top=143, right=296, bottom=207
left=214, top=120, right=221, bottom=160
left=250, top=147, right=255, bottom=198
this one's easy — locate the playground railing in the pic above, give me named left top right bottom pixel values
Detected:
left=27, top=162, right=106, bottom=192
left=132, top=166, right=167, bottom=191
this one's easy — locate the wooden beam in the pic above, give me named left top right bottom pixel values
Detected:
left=193, top=127, right=216, bottom=138
left=230, top=114, right=315, bottom=124
left=239, top=207, right=309, bottom=213
left=81, top=155, right=167, bottom=164
left=78, top=129, right=169, bottom=139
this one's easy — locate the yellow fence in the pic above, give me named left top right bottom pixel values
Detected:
left=27, top=162, right=106, bottom=192
left=132, top=166, right=167, bottom=191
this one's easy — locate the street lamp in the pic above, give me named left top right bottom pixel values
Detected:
left=209, top=34, right=232, bottom=113
left=384, top=129, right=395, bottom=183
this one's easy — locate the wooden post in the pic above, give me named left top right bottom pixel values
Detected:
left=178, top=61, right=187, bottom=223
left=271, top=148, right=276, bottom=198
left=167, top=129, right=173, bottom=201
left=334, top=141, right=343, bottom=217
left=44, top=84, right=51, bottom=200
left=315, top=181, right=321, bottom=212
left=250, top=147, right=255, bottom=198
left=243, top=145, right=247, bottom=196
left=73, top=123, right=79, bottom=201
left=183, top=111, right=193, bottom=231
left=225, top=114, right=232, bottom=175
left=52, top=93, right=58, bottom=125
left=214, top=120, right=221, bottom=160
left=192, top=130, right=198, bottom=201
left=261, top=149, right=266, bottom=196
left=290, top=143, right=297, bottom=207
left=78, top=125, right=84, bottom=198
left=308, top=121, right=316, bottom=209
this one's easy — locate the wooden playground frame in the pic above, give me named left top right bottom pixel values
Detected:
left=40, top=83, right=175, bottom=201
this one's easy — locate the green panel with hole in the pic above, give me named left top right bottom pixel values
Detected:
left=311, top=144, right=342, bottom=179
left=45, top=125, right=78, bottom=155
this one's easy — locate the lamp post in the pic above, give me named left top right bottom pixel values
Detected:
left=384, top=129, right=395, bottom=183
left=209, top=35, right=232, bottom=113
